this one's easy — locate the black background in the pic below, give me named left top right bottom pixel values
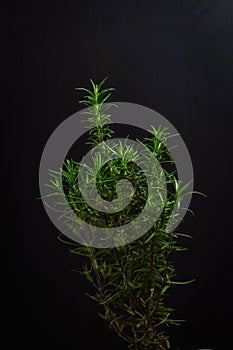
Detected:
left=4, top=1, right=233, bottom=349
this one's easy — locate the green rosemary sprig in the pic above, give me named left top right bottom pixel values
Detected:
left=46, top=78, right=199, bottom=350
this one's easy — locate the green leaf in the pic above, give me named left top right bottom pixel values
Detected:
left=170, top=278, right=196, bottom=285
left=178, top=179, right=193, bottom=195
left=74, top=87, right=93, bottom=94
left=165, top=338, right=171, bottom=349
left=161, top=285, right=170, bottom=295
left=175, top=232, right=193, bottom=239
left=98, top=312, right=108, bottom=320
left=98, top=76, right=108, bottom=88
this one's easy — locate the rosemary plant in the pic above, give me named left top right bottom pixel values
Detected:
left=46, top=78, right=196, bottom=350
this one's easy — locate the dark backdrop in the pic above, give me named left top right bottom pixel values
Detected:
left=4, top=1, right=233, bottom=349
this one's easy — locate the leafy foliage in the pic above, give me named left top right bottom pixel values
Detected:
left=46, top=78, right=198, bottom=350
